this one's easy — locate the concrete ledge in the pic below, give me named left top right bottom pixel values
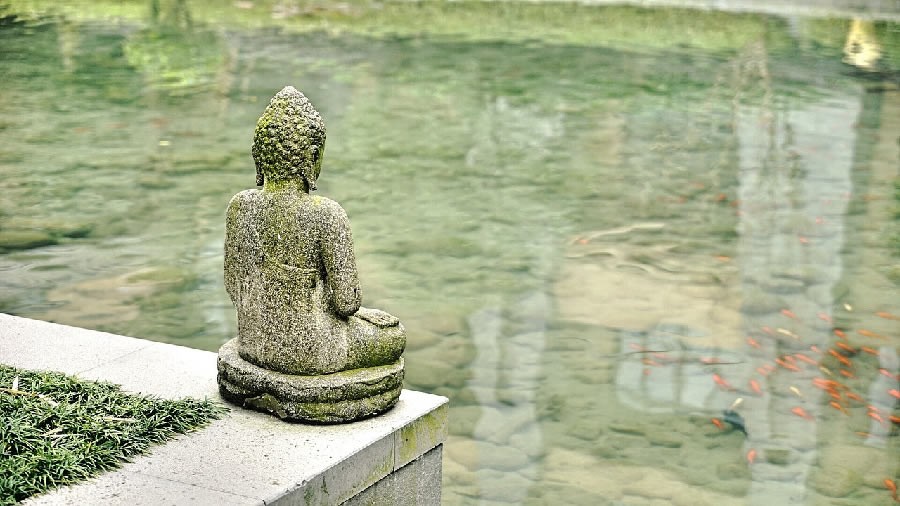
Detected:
left=0, top=313, right=448, bottom=505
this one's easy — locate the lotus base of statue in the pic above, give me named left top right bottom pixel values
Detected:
left=216, top=338, right=404, bottom=423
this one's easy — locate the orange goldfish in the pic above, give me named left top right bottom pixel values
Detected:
left=812, top=377, right=840, bottom=389
left=712, top=374, right=733, bottom=390
left=868, top=409, right=886, bottom=425
left=746, top=449, right=757, bottom=464
left=880, top=369, right=900, bottom=381
left=858, top=329, right=887, bottom=339
left=884, top=478, right=897, bottom=501
left=794, top=353, right=817, bottom=365
left=828, top=349, right=852, bottom=367
left=791, top=407, right=814, bottom=421
left=749, top=379, right=762, bottom=395
left=775, top=358, right=800, bottom=372
left=835, top=342, right=856, bottom=354
left=829, top=401, right=848, bottom=415
left=711, top=418, right=725, bottom=430
left=875, top=311, right=899, bottom=321
left=781, top=309, right=797, bottom=319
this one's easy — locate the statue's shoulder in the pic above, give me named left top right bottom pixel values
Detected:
left=228, top=189, right=263, bottom=209
left=308, top=195, right=348, bottom=217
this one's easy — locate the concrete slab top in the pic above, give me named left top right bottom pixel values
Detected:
left=0, top=313, right=448, bottom=505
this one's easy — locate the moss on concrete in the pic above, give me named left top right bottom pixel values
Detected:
left=398, top=403, right=448, bottom=465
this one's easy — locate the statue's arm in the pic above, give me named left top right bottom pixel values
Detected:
left=322, top=201, right=361, bottom=317
left=223, top=194, right=243, bottom=304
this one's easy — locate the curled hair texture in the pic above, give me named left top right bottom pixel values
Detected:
left=252, top=86, right=326, bottom=186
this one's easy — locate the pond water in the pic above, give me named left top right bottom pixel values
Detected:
left=1, top=1, right=898, bottom=504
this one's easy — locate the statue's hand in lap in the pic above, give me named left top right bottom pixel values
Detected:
left=355, top=307, right=400, bottom=328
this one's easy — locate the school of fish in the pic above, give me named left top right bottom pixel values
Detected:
left=691, top=307, right=898, bottom=502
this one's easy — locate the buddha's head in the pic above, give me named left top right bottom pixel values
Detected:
left=251, top=86, right=326, bottom=190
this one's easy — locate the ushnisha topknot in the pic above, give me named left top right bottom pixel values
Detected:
left=251, top=86, right=326, bottom=189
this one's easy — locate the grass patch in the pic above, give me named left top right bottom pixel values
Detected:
left=0, top=365, right=227, bottom=504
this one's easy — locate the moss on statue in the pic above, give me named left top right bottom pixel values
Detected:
left=217, top=86, right=406, bottom=423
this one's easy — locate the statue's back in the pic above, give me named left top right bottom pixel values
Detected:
left=227, top=189, right=351, bottom=375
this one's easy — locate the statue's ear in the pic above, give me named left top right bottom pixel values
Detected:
left=304, top=145, right=319, bottom=191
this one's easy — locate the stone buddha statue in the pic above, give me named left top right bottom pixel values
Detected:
left=217, top=86, right=406, bottom=423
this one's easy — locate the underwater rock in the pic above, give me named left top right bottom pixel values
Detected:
left=817, top=444, right=893, bottom=489
left=609, top=421, right=647, bottom=436
left=447, top=405, right=483, bottom=436
left=771, top=266, right=830, bottom=286
left=763, top=448, right=791, bottom=466
left=810, top=467, right=863, bottom=498
left=0, top=229, right=57, bottom=252
left=646, top=430, right=683, bottom=448
left=740, top=285, right=785, bottom=315
left=445, top=437, right=530, bottom=473
left=760, top=276, right=806, bottom=294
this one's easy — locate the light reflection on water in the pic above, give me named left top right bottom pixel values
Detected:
left=0, top=1, right=898, bottom=504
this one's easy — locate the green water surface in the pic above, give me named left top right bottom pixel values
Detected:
left=0, top=1, right=898, bottom=504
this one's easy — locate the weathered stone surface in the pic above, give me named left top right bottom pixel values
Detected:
left=816, top=444, right=893, bottom=489
left=217, top=338, right=403, bottom=423
left=218, top=86, right=406, bottom=423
